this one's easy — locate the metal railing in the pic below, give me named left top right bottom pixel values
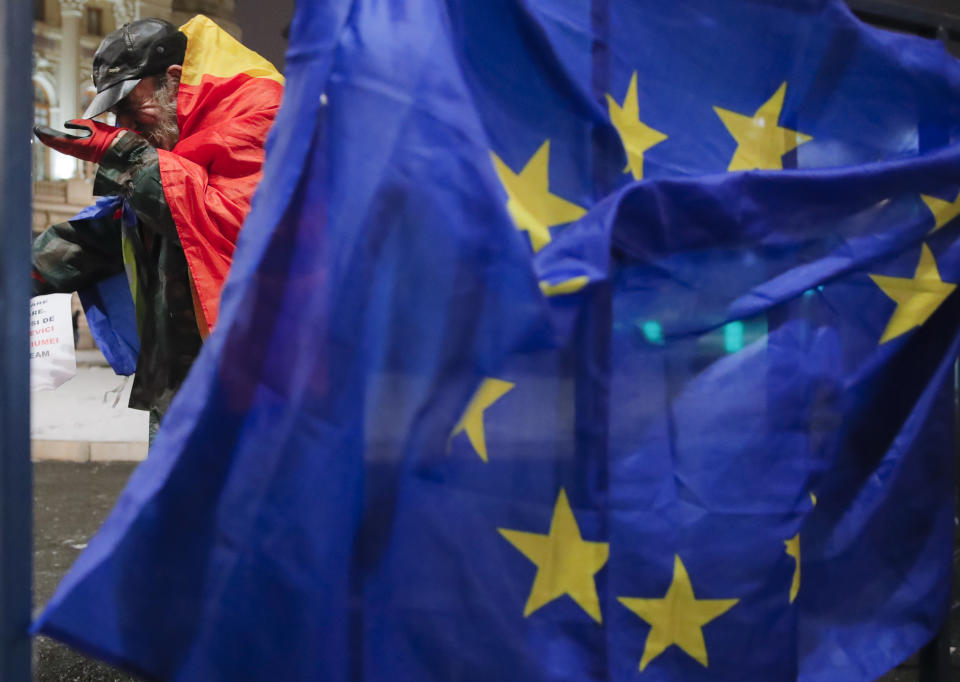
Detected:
left=0, top=0, right=34, bottom=680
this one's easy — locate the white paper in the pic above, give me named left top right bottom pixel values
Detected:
left=30, top=294, right=77, bottom=391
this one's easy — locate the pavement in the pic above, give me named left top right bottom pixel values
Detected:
left=31, top=353, right=148, bottom=463
left=34, top=462, right=137, bottom=681
left=30, top=462, right=959, bottom=681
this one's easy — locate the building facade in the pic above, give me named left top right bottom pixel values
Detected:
left=32, top=0, right=239, bottom=348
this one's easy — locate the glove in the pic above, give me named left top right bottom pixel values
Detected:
left=33, top=119, right=129, bottom=164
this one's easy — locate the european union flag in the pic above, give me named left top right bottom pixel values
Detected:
left=36, top=1, right=960, bottom=680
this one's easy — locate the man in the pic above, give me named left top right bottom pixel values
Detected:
left=31, top=17, right=284, bottom=436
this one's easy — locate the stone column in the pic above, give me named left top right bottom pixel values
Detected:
left=55, top=0, right=87, bottom=178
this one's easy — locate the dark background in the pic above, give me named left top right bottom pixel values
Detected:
left=232, top=1, right=960, bottom=74
left=848, top=0, right=960, bottom=55
left=850, top=0, right=960, bottom=21
left=234, top=0, right=296, bottom=70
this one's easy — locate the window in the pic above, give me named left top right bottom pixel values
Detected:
left=84, top=7, right=103, bottom=36
left=33, top=81, right=50, bottom=180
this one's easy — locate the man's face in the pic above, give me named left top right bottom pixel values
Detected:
left=109, top=73, right=180, bottom=150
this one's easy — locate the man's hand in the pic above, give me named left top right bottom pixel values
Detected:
left=33, top=119, right=129, bottom=164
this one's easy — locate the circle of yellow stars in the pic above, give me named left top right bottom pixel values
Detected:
left=469, top=71, right=960, bottom=674
left=448, top=183, right=960, bottom=668
left=487, top=71, right=960, bottom=345
left=489, top=77, right=820, bottom=294
left=449, top=378, right=763, bottom=672
left=489, top=77, right=816, bottom=258
left=449, top=374, right=829, bottom=672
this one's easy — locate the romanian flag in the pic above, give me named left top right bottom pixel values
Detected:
left=161, top=15, right=284, bottom=334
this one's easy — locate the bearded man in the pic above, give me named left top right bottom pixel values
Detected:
left=31, top=16, right=284, bottom=436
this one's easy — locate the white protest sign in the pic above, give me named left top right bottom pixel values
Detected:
left=30, top=294, right=77, bottom=391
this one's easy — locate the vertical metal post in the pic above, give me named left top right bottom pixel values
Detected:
left=0, top=0, right=33, bottom=680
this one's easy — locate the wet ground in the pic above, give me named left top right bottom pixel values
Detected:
left=34, top=461, right=137, bottom=681
left=32, top=461, right=960, bottom=681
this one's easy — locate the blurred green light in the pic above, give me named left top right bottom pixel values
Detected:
left=723, top=321, right=745, bottom=353
left=641, top=321, right=664, bottom=345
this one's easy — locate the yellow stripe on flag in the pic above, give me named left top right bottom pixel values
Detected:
left=179, top=15, right=285, bottom=86
left=539, top=276, right=589, bottom=296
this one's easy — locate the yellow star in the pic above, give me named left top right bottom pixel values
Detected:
left=449, top=378, right=515, bottom=462
left=785, top=534, right=801, bottom=604
left=490, top=141, right=586, bottom=252
left=539, top=276, right=589, bottom=297
left=499, top=489, right=609, bottom=623
left=713, top=82, right=813, bottom=171
left=921, top=192, right=960, bottom=233
left=606, top=71, right=667, bottom=180
left=870, top=244, right=956, bottom=344
left=785, top=491, right=817, bottom=603
left=618, top=555, right=739, bottom=671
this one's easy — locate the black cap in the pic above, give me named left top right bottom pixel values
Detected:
left=82, top=18, right=187, bottom=119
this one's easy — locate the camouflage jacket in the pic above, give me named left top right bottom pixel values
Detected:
left=32, top=132, right=202, bottom=415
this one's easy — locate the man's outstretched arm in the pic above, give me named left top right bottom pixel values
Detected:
left=31, top=213, right=124, bottom=297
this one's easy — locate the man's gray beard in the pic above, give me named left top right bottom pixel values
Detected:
left=142, top=76, right=180, bottom=150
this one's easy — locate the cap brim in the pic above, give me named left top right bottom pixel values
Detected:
left=81, top=78, right=142, bottom=119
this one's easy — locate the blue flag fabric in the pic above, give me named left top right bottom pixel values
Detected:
left=73, top=197, right=140, bottom=375
left=35, top=1, right=960, bottom=680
